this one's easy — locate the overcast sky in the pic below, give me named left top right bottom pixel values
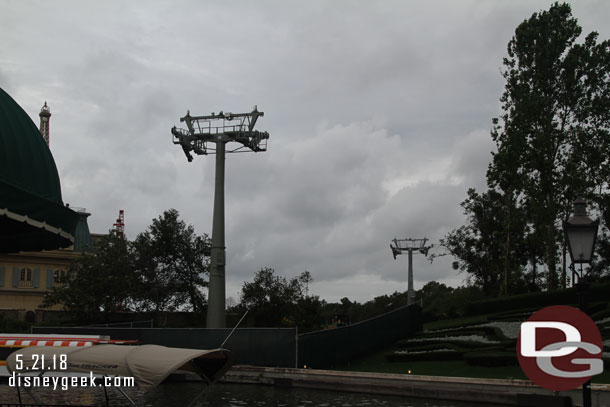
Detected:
left=2, top=1, right=609, bottom=303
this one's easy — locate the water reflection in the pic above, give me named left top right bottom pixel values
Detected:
left=147, top=383, right=489, bottom=407
left=1, top=382, right=495, bottom=406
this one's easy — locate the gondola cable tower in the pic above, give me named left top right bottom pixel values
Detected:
left=172, top=107, right=269, bottom=328
left=390, top=237, right=432, bottom=306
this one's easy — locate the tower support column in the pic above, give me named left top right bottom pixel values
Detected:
left=207, top=138, right=226, bottom=328
left=407, top=249, right=414, bottom=305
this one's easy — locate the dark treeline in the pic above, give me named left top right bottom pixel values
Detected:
left=44, top=209, right=210, bottom=322
left=228, top=268, right=486, bottom=333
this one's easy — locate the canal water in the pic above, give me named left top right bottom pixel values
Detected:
left=0, top=382, right=499, bottom=406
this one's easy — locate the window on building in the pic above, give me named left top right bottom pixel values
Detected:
left=19, top=268, right=32, bottom=287
left=53, top=269, right=67, bottom=287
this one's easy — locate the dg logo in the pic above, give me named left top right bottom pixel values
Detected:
left=517, top=305, right=603, bottom=391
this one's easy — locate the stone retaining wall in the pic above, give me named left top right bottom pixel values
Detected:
left=222, top=366, right=610, bottom=407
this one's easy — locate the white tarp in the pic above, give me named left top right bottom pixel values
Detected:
left=6, top=344, right=232, bottom=392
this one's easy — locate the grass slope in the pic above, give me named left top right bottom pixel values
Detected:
left=335, top=309, right=610, bottom=384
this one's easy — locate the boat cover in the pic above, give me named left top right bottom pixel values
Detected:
left=6, top=344, right=232, bottom=392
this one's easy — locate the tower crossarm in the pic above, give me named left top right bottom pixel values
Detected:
left=231, top=130, right=269, bottom=152
left=172, top=107, right=269, bottom=161
left=390, top=237, right=432, bottom=257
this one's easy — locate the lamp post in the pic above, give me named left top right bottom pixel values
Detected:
left=563, top=197, right=599, bottom=407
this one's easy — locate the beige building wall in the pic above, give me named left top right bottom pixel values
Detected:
left=0, top=249, right=80, bottom=312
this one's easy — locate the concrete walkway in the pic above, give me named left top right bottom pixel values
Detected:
left=221, top=366, right=610, bottom=407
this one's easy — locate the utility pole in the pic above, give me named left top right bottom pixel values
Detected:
left=172, top=107, right=269, bottom=328
left=390, top=238, right=432, bottom=305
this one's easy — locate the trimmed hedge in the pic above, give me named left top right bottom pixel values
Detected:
left=422, top=326, right=516, bottom=343
left=591, top=305, right=610, bottom=322
left=393, top=342, right=462, bottom=352
left=464, top=282, right=610, bottom=316
left=489, top=307, right=540, bottom=318
left=0, top=314, right=29, bottom=333
left=464, top=351, right=517, bottom=367
left=419, top=326, right=499, bottom=338
left=488, top=311, right=536, bottom=322
left=386, top=350, right=463, bottom=363
left=585, top=302, right=608, bottom=316
left=395, top=338, right=505, bottom=349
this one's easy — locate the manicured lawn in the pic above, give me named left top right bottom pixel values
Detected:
left=337, top=348, right=527, bottom=380
left=338, top=349, right=610, bottom=383
left=422, top=315, right=491, bottom=331
left=336, top=302, right=610, bottom=384
left=336, top=339, right=610, bottom=384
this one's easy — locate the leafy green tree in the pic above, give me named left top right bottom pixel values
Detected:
left=414, top=282, right=487, bottom=320
left=294, top=295, right=325, bottom=333
left=415, top=281, right=454, bottom=319
left=442, top=189, right=529, bottom=296
left=445, top=3, right=610, bottom=293
left=43, top=233, right=137, bottom=321
left=590, top=195, right=610, bottom=282
left=299, top=270, right=313, bottom=297
left=44, top=209, right=210, bottom=322
left=240, top=267, right=300, bottom=326
left=240, top=268, right=322, bottom=328
left=320, top=297, right=358, bottom=327
left=132, top=209, right=209, bottom=313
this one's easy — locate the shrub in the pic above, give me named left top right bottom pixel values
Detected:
left=464, top=283, right=610, bottom=316
left=386, top=350, right=463, bottom=363
left=395, top=337, right=501, bottom=349
left=592, top=309, right=610, bottom=322
left=393, top=342, right=462, bottom=352
left=0, top=315, right=30, bottom=333
left=463, top=351, right=517, bottom=367
left=487, top=311, right=535, bottom=322
left=420, top=326, right=502, bottom=339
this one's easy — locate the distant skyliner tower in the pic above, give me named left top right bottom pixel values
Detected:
left=39, top=101, right=51, bottom=146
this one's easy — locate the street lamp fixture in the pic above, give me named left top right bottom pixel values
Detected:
left=563, top=198, right=599, bottom=279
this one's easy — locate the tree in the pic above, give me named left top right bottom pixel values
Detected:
left=240, top=268, right=321, bottom=328
left=442, top=189, right=530, bottom=296
left=294, top=295, right=325, bottom=333
left=299, top=270, right=313, bottom=297
left=413, top=282, right=486, bottom=320
left=445, top=3, right=610, bottom=294
left=43, top=233, right=137, bottom=321
left=132, top=209, right=209, bottom=313
left=44, top=209, right=210, bottom=322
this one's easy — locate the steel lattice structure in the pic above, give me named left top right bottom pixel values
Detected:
left=172, top=107, right=269, bottom=161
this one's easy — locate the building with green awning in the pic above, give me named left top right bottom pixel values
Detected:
left=0, top=87, right=79, bottom=253
left=0, top=88, right=97, bottom=318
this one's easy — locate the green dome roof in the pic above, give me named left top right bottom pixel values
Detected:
left=0, top=88, right=63, bottom=203
left=0, top=87, right=78, bottom=252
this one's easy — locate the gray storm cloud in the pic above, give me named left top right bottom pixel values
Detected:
left=2, top=1, right=608, bottom=302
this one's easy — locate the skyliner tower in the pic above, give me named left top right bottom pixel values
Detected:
left=172, top=107, right=269, bottom=328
